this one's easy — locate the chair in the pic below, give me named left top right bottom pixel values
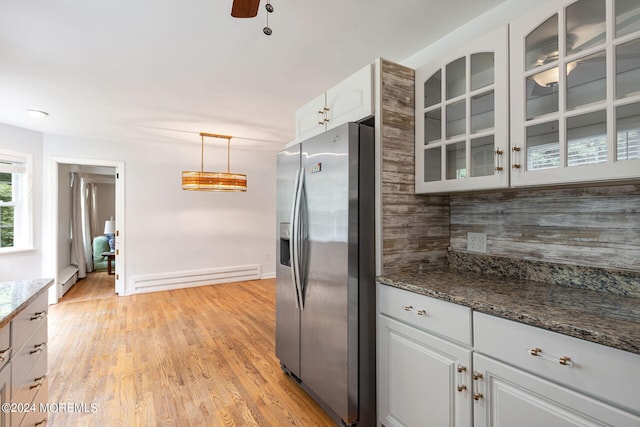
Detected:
left=92, top=236, right=112, bottom=272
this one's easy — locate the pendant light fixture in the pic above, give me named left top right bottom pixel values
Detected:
left=182, top=132, right=247, bottom=192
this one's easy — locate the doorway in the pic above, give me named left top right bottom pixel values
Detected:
left=46, top=157, right=125, bottom=304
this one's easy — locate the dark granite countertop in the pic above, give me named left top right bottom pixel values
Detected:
left=0, top=278, right=54, bottom=329
left=378, top=270, right=640, bottom=355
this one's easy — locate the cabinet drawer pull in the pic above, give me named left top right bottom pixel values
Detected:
left=416, top=309, right=427, bottom=316
left=0, top=347, right=11, bottom=361
left=30, top=375, right=46, bottom=389
left=527, top=347, right=574, bottom=367
left=31, top=311, right=46, bottom=321
left=402, top=305, right=413, bottom=312
left=473, top=392, right=484, bottom=401
left=30, top=342, right=47, bottom=355
left=457, top=384, right=467, bottom=392
left=473, top=372, right=483, bottom=380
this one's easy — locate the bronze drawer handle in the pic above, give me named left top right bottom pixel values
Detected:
left=0, top=347, right=11, bottom=361
left=30, top=342, right=47, bottom=355
left=30, top=311, right=46, bottom=321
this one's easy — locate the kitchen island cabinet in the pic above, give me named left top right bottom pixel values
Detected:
left=0, top=278, right=53, bottom=427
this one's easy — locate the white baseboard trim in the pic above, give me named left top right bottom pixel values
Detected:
left=58, top=265, right=79, bottom=298
left=261, top=271, right=276, bottom=279
left=130, top=264, right=262, bottom=294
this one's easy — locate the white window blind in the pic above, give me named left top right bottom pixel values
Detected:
left=617, top=129, right=640, bottom=160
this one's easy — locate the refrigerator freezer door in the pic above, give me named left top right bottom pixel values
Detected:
left=276, top=145, right=301, bottom=377
left=300, top=123, right=360, bottom=424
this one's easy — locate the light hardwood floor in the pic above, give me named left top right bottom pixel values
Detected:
left=49, top=275, right=335, bottom=426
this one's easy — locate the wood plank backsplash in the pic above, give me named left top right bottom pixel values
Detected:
left=379, top=60, right=637, bottom=275
left=380, top=59, right=450, bottom=275
left=449, top=184, right=640, bottom=271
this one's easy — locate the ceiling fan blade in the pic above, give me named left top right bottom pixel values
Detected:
left=231, top=0, right=260, bottom=18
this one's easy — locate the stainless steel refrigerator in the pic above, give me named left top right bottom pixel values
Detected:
left=276, top=122, right=376, bottom=426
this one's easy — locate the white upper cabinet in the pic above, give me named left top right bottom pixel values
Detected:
left=510, top=0, right=640, bottom=187
left=295, top=64, right=373, bottom=141
left=415, top=26, right=509, bottom=194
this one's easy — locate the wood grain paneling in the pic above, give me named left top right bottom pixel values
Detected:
left=450, top=184, right=640, bottom=271
left=380, top=59, right=450, bottom=275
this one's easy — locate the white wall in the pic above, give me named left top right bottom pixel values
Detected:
left=95, top=182, right=115, bottom=230
left=401, top=0, right=540, bottom=69
left=0, top=123, right=44, bottom=281
left=43, top=133, right=278, bottom=294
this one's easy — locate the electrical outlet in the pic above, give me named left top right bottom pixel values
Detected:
left=467, top=232, right=487, bottom=253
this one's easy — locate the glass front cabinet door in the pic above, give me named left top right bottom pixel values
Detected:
left=510, top=0, right=640, bottom=187
left=415, top=26, right=509, bottom=193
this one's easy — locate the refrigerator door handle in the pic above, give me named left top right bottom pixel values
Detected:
left=289, top=168, right=301, bottom=309
left=293, top=168, right=305, bottom=310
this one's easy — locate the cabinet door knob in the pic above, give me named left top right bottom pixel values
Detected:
left=473, top=393, right=484, bottom=401
left=457, top=384, right=467, bottom=392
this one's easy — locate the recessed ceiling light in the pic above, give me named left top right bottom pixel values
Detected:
left=26, top=109, right=49, bottom=118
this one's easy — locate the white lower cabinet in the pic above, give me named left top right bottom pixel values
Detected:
left=377, top=284, right=473, bottom=427
left=473, top=353, right=640, bottom=427
left=377, top=284, right=640, bottom=426
left=8, top=291, right=49, bottom=427
left=0, top=362, right=10, bottom=427
left=473, top=312, right=640, bottom=427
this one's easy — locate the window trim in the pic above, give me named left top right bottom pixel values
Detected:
left=0, top=149, right=33, bottom=253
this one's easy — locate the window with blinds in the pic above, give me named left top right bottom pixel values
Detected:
left=0, top=152, right=31, bottom=250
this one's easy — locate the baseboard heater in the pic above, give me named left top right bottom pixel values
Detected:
left=131, top=264, right=261, bottom=294
left=59, top=265, right=79, bottom=298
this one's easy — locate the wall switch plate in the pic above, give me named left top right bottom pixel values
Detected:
left=467, top=232, right=487, bottom=253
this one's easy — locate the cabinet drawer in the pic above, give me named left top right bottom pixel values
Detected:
left=0, top=323, right=10, bottom=370
left=11, top=292, right=47, bottom=353
left=378, top=284, right=472, bottom=345
left=11, top=321, right=47, bottom=393
left=14, top=377, right=48, bottom=427
left=12, top=347, right=47, bottom=414
left=474, top=312, right=640, bottom=414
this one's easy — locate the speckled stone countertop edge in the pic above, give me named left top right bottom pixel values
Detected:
left=377, top=275, right=640, bottom=356
left=0, top=278, right=54, bottom=329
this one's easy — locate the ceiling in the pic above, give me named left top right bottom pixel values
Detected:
left=0, top=0, right=507, bottom=149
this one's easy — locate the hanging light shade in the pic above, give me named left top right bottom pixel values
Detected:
left=182, top=132, right=247, bottom=192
